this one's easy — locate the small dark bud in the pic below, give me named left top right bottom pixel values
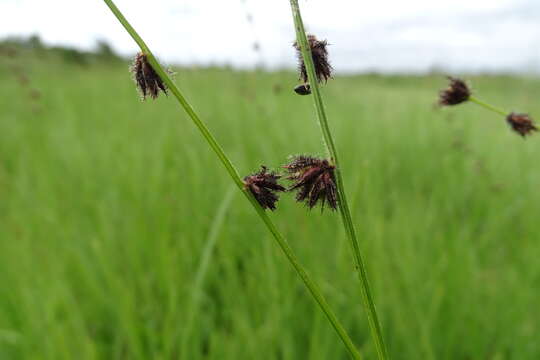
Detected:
left=283, top=156, right=338, bottom=211
left=293, top=35, right=333, bottom=85
left=294, top=83, right=311, bottom=95
left=244, top=166, right=286, bottom=211
left=506, top=113, right=538, bottom=137
left=130, top=52, right=167, bottom=100
left=439, top=77, right=471, bottom=106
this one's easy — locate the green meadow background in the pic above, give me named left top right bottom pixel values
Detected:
left=1, top=49, right=540, bottom=359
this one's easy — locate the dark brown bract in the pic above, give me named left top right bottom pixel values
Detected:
left=439, top=77, right=471, bottom=106
left=283, top=156, right=337, bottom=211
left=243, top=166, right=286, bottom=211
left=131, top=52, right=167, bottom=100
left=506, top=112, right=538, bottom=137
left=294, top=83, right=311, bottom=95
left=294, top=35, right=333, bottom=85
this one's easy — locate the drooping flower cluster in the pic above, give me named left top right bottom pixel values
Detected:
left=131, top=52, right=167, bottom=100
left=506, top=113, right=538, bottom=137
left=242, top=157, right=338, bottom=212
left=439, top=77, right=471, bottom=106
left=243, top=166, right=286, bottom=211
left=283, top=156, right=338, bottom=211
left=293, top=34, right=332, bottom=95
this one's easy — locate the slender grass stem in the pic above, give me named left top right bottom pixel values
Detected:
left=469, top=96, right=508, bottom=117
left=180, top=187, right=235, bottom=357
left=288, top=1, right=389, bottom=359
left=102, top=1, right=362, bottom=358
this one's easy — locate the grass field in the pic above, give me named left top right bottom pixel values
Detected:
left=1, top=53, right=540, bottom=359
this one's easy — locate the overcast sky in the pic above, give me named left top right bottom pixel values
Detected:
left=2, top=0, right=540, bottom=73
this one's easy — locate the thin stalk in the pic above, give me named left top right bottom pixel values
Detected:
left=288, top=1, right=389, bottom=360
left=102, top=1, right=362, bottom=359
left=180, top=187, right=235, bottom=357
left=469, top=96, right=507, bottom=117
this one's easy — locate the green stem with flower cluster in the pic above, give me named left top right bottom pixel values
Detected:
left=102, top=0, right=362, bottom=359
left=288, top=1, right=389, bottom=360
left=469, top=96, right=508, bottom=117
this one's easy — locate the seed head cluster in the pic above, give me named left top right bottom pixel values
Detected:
left=506, top=113, right=538, bottom=137
left=439, top=77, right=471, bottom=106
left=283, top=156, right=338, bottom=211
left=294, top=35, right=333, bottom=85
left=131, top=52, right=167, bottom=100
left=243, top=166, right=286, bottom=211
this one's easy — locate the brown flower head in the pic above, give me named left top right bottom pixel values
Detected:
left=243, top=166, right=286, bottom=211
left=283, top=156, right=337, bottom=211
left=131, top=52, right=167, bottom=100
left=439, top=77, right=471, bottom=106
left=506, top=112, right=538, bottom=137
left=293, top=35, right=333, bottom=85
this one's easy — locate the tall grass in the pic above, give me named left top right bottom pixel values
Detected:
left=2, top=56, right=540, bottom=358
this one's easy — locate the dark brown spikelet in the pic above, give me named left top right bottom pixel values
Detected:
left=506, top=112, right=538, bottom=137
left=293, top=35, right=333, bottom=85
left=244, top=166, right=286, bottom=211
left=283, top=156, right=337, bottom=211
left=130, top=52, right=167, bottom=100
left=294, top=83, right=311, bottom=95
left=439, top=77, right=471, bottom=106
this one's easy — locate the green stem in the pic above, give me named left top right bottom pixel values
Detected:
left=288, top=1, right=389, bottom=360
left=469, top=96, right=507, bottom=117
left=102, top=1, right=362, bottom=359
left=179, top=187, right=235, bottom=357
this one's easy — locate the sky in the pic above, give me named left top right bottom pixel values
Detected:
left=1, top=0, right=540, bottom=73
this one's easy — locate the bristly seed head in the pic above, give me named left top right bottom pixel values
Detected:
left=439, top=77, right=471, bottom=106
left=131, top=52, right=167, bottom=100
left=506, top=112, right=538, bottom=137
left=243, top=166, right=286, bottom=211
left=293, top=35, right=333, bottom=85
left=283, top=155, right=338, bottom=211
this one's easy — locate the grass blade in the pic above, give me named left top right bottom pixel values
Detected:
left=180, top=187, right=235, bottom=356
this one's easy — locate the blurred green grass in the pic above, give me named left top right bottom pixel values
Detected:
left=1, top=56, right=540, bottom=360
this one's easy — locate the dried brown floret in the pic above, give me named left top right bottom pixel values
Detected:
left=439, top=77, right=471, bottom=106
left=130, top=52, right=167, bottom=100
left=506, top=113, right=538, bottom=137
left=283, top=155, right=337, bottom=211
left=244, top=166, right=286, bottom=211
left=293, top=35, right=333, bottom=85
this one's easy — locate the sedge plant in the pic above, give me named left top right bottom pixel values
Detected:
left=101, top=0, right=363, bottom=358
left=287, top=1, right=389, bottom=360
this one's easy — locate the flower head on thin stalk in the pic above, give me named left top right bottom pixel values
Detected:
left=243, top=166, right=286, bottom=211
left=131, top=52, right=167, bottom=100
left=283, top=155, right=337, bottom=211
left=506, top=112, right=538, bottom=137
left=439, top=77, right=471, bottom=106
left=293, top=34, right=333, bottom=86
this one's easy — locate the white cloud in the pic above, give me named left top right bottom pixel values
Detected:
left=1, top=0, right=539, bottom=73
